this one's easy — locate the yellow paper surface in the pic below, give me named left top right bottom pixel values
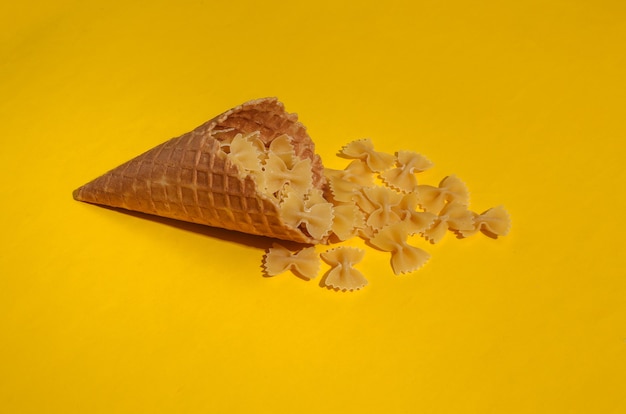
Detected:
left=1, top=1, right=625, bottom=412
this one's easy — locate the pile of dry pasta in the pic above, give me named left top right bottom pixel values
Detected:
left=261, top=138, right=511, bottom=291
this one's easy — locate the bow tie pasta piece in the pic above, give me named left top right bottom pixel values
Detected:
left=339, top=139, right=395, bottom=172
left=369, top=222, right=430, bottom=275
left=225, top=132, right=265, bottom=179
left=341, top=160, right=375, bottom=186
left=325, top=172, right=357, bottom=203
left=320, top=247, right=368, bottom=291
left=218, top=129, right=260, bottom=151
left=263, top=244, right=320, bottom=280
left=474, top=205, right=511, bottom=237
left=393, top=192, right=437, bottom=235
left=268, top=134, right=297, bottom=168
left=325, top=160, right=375, bottom=203
left=279, top=190, right=334, bottom=241
left=416, top=174, right=470, bottom=214
left=244, top=131, right=266, bottom=154
left=458, top=206, right=511, bottom=238
left=422, top=202, right=475, bottom=244
left=263, top=153, right=313, bottom=198
left=221, top=131, right=265, bottom=153
left=380, top=151, right=433, bottom=192
left=356, top=186, right=403, bottom=231
left=330, top=203, right=366, bottom=241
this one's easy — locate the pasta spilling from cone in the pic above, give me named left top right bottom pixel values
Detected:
left=73, top=98, right=511, bottom=293
left=73, top=98, right=331, bottom=245
left=264, top=137, right=510, bottom=291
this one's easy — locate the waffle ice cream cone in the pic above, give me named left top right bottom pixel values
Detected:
left=73, top=98, right=329, bottom=244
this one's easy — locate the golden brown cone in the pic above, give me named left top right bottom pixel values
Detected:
left=73, top=97, right=327, bottom=244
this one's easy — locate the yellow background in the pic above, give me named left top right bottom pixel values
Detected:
left=2, top=1, right=625, bottom=412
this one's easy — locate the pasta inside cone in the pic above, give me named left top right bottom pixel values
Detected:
left=73, top=98, right=334, bottom=244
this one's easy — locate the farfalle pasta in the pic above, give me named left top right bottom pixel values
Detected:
left=422, top=202, right=475, bottom=244
left=218, top=131, right=512, bottom=292
left=256, top=135, right=510, bottom=291
left=330, top=203, right=366, bottom=242
left=393, top=192, right=437, bottom=235
left=212, top=122, right=333, bottom=245
left=325, top=160, right=375, bottom=203
left=320, top=247, right=368, bottom=291
left=457, top=206, right=511, bottom=238
left=268, top=134, right=297, bottom=167
left=356, top=186, right=403, bottom=231
left=225, top=132, right=264, bottom=179
left=339, top=139, right=395, bottom=172
left=207, top=122, right=508, bottom=290
left=263, top=153, right=313, bottom=198
left=380, top=151, right=433, bottom=192
left=264, top=244, right=320, bottom=280
left=279, top=189, right=334, bottom=241
left=416, top=174, right=470, bottom=214
left=369, top=222, right=431, bottom=275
